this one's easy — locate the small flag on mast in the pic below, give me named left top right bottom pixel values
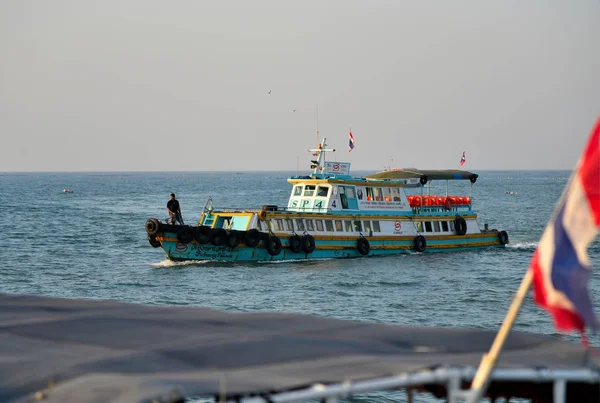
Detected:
left=531, top=117, right=600, bottom=332
left=349, top=130, right=355, bottom=152
left=460, top=151, right=466, bottom=166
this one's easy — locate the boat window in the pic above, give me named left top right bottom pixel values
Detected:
left=374, top=188, right=383, bottom=201
left=373, top=221, right=381, bottom=232
left=306, top=220, right=315, bottom=231
left=392, top=188, right=401, bottom=201
left=286, top=219, right=294, bottom=231
left=384, top=188, right=392, bottom=202
left=425, top=222, right=433, bottom=232
left=294, top=186, right=303, bottom=196
left=433, top=221, right=441, bottom=232
left=357, top=188, right=364, bottom=200
left=364, top=221, right=371, bottom=232
left=316, top=220, right=324, bottom=231
left=339, top=186, right=349, bottom=209
left=354, top=220, right=362, bottom=232
left=304, top=185, right=315, bottom=197
left=441, top=221, right=449, bottom=232
left=335, top=220, right=343, bottom=231
left=296, top=219, right=305, bottom=231
left=317, top=186, right=329, bottom=197
left=450, top=221, right=455, bottom=232
left=325, top=220, right=334, bottom=231
left=344, top=220, right=353, bottom=232
left=275, top=219, right=284, bottom=231
left=416, top=221, right=423, bottom=232
left=346, top=187, right=356, bottom=198
left=366, top=187, right=374, bottom=201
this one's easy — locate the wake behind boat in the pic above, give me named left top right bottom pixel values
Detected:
left=145, top=138, right=508, bottom=262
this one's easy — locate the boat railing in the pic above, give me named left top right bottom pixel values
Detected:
left=239, top=366, right=600, bottom=403
left=280, top=207, right=334, bottom=214
left=414, top=204, right=472, bottom=214
left=203, top=208, right=263, bottom=213
left=202, top=207, right=334, bottom=215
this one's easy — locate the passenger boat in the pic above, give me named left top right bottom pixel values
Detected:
left=145, top=138, right=509, bottom=261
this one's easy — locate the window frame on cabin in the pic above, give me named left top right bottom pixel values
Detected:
left=384, top=188, right=392, bottom=202
left=317, top=186, right=329, bottom=197
left=344, top=220, right=353, bottom=232
left=441, top=221, right=449, bottom=232
left=275, top=219, right=284, bottom=231
left=363, top=221, right=372, bottom=233
left=304, top=185, right=316, bottom=197
left=357, top=188, right=364, bottom=200
left=325, top=220, right=334, bottom=232
left=315, top=220, right=324, bottom=231
left=373, top=221, right=381, bottom=232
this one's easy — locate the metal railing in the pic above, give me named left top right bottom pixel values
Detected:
left=239, top=367, right=600, bottom=403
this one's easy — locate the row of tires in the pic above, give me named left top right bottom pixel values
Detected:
left=145, top=218, right=508, bottom=255
left=413, top=229, right=508, bottom=252
left=146, top=218, right=320, bottom=256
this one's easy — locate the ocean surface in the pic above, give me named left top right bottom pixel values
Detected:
left=1, top=170, right=599, bottom=401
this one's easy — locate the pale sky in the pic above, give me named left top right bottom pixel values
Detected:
left=1, top=0, right=598, bottom=172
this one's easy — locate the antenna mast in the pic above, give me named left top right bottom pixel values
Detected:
left=309, top=138, right=335, bottom=175
left=316, top=104, right=319, bottom=146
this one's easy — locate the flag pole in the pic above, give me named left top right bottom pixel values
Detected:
left=465, top=270, right=533, bottom=402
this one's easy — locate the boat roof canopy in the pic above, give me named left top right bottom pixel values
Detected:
left=366, top=169, right=478, bottom=182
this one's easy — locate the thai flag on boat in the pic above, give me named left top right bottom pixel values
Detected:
left=349, top=130, right=355, bottom=152
left=460, top=151, right=466, bottom=166
left=531, top=117, right=600, bottom=332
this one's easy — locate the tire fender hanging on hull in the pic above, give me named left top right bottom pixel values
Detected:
left=302, top=235, right=316, bottom=254
left=357, top=237, right=370, bottom=256
left=414, top=235, right=426, bottom=252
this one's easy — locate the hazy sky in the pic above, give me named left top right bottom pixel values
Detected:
left=1, top=1, right=598, bottom=172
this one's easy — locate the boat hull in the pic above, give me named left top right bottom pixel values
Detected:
left=155, top=231, right=506, bottom=262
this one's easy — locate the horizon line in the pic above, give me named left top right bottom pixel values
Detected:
left=0, top=168, right=576, bottom=174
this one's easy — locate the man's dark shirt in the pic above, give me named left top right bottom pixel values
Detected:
left=167, top=199, right=180, bottom=214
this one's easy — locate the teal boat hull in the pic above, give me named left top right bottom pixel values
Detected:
left=157, top=231, right=506, bottom=262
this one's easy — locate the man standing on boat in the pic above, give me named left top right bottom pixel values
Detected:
left=167, top=193, right=184, bottom=225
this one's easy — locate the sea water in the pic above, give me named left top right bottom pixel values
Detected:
left=1, top=170, right=598, bottom=402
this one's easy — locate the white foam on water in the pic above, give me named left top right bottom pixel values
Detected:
left=507, top=242, right=538, bottom=250
left=257, top=257, right=333, bottom=264
left=151, top=259, right=211, bottom=267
